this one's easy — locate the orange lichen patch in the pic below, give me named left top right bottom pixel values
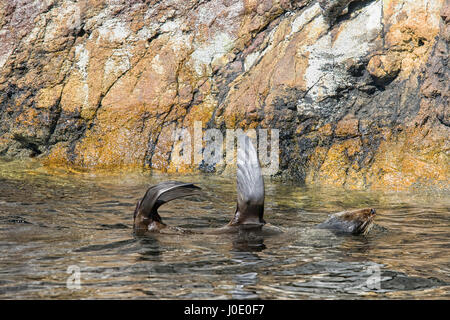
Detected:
left=99, top=37, right=185, bottom=113
left=0, top=133, right=13, bottom=153
left=71, top=104, right=153, bottom=169
left=11, top=107, right=54, bottom=144
left=384, top=1, right=438, bottom=43
left=271, top=41, right=300, bottom=88
left=237, top=0, right=288, bottom=49
left=101, top=64, right=158, bottom=111
left=305, top=118, right=449, bottom=190
left=224, top=2, right=333, bottom=130
left=166, top=163, right=197, bottom=174
left=345, top=166, right=366, bottom=190
left=73, top=133, right=146, bottom=169
left=367, top=127, right=449, bottom=190
left=222, top=89, right=248, bottom=127
left=84, top=42, right=112, bottom=106
left=317, top=123, right=333, bottom=136
left=36, top=85, right=63, bottom=110
left=306, top=138, right=364, bottom=188
left=182, top=105, right=215, bottom=128
left=315, top=143, right=350, bottom=187
left=181, top=98, right=216, bottom=131
left=344, top=138, right=362, bottom=158
left=384, top=0, right=443, bottom=45
left=42, top=142, right=71, bottom=167
left=334, top=116, right=359, bottom=137
left=15, top=108, right=39, bottom=127
left=59, top=74, right=87, bottom=115
left=383, top=0, right=444, bottom=80
left=305, top=145, right=329, bottom=183
left=149, top=122, right=176, bottom=172
left=367, top=53, right=402, bottom=82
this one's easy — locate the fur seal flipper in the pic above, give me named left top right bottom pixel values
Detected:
left=133, top=181, right=202, bottom=233
left=227, top=134, right=265, bottom=228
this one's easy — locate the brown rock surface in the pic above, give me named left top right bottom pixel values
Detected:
left=0, top=0, right=448, bottom=190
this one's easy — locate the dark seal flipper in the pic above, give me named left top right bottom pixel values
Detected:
left=227, top=134, right=265, bottom=229
left=134, top=181, right=202, bottom=233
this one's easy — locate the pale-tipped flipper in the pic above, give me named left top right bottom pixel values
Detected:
left=227, top=134, right=265, bottom=229
left=133, top=181, right=202, bottom=233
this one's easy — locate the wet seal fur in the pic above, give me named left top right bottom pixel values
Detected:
left=316, top=208, right=376, bottom=235
left=133, top=134, right=376, bottom=236
left=133, top=134, right=268, bottom=235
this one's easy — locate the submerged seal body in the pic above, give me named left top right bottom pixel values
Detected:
left=316, top=208, right=376, bottom=235
left=133, top=134, right=266, bottom=235
left=133, top=134, right=376, bottom=236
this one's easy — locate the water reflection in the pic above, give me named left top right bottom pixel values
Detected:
left=231, top=272, right=259, bottom=299
left=232, top=230, right=267, bottom=252
left=135, top=236, right=163, bottom=261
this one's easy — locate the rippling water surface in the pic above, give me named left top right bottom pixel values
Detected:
left=0, top=159, right=449, bottom=299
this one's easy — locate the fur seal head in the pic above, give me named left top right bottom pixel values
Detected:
left=317, top=208, right=376, bottom=235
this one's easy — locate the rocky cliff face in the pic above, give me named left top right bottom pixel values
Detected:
left=0, top=0, right=448, bottom=190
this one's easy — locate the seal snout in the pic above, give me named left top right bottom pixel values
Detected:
left=370, top=208, right=376, bottom=216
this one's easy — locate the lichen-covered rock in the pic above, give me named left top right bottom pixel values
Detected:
left=0, top=0, right=448, bottom=190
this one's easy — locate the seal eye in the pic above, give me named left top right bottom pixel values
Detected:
left=370, top=208, right=376, bottom=215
